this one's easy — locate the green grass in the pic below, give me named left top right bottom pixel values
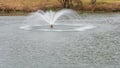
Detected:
left=0, top=11, right=28, bottom=16
left=82, top=0, right=120, bottom=5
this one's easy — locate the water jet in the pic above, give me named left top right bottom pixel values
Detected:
left=20, top=9, right=95, bottom=31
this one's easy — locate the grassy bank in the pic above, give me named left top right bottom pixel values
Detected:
left=0, top=11, right=28, bottom=16
left=0, top=0, right=120, bottom=15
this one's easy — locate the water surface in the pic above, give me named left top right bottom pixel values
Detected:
left=0, top=13, right=120, bottom=68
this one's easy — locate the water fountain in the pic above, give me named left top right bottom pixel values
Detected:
left=20, top=9, right=95, bottom=31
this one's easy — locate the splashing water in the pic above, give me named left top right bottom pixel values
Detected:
left=37, top=9, right=78, bottom=25
left=20, top=9, right=95, bottom=31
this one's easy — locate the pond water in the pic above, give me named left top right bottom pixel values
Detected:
left=0, top=13, right=120, bottom=68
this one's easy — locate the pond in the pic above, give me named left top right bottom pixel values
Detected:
left=0, top=13, right=120, bottom=68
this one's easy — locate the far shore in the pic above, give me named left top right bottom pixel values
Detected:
left=0, top=0, right=120, bottom=16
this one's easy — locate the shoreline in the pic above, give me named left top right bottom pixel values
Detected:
left=0, top=10, right=120, bottom=16
left=1, top=1, right=120, bottom=16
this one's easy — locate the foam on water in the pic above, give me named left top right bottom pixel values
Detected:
left=20, top=24, right=95, bottom=32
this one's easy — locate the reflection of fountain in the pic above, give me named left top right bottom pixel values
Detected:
left=20, top=9, right=95, bottom=32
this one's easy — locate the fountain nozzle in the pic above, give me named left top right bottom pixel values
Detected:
left=50, top=25, right=53, bottom=28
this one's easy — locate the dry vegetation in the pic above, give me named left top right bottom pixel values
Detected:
left=0, top=0, right=58, bottom=12
left=0, top=0, right=120, bottom=13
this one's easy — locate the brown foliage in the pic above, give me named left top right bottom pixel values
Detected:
left=57, top=0, right=83, bottom=11
left=57, top=0, right=73, bottom=8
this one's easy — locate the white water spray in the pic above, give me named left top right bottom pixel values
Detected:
left=20, top=9, right=95, bottom=31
